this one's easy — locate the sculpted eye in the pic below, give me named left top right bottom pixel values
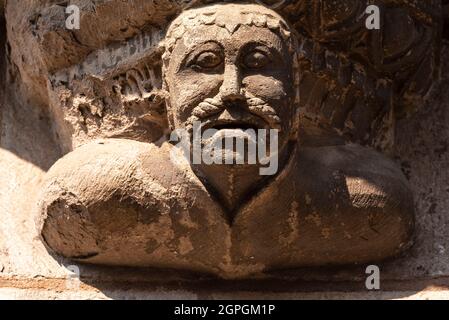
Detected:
left=243, top=51, right=270, bottom=69
left=192, top=51, right=223, bottom=69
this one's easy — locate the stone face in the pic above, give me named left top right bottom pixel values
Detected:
left=0, top=0, right=447, bottom=287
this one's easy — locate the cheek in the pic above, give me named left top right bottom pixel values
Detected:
left=243, top=74, right=295, bottom=134
left=170, top=72, right=222, bottom=117
left=242, top=74, right=289, bottom=102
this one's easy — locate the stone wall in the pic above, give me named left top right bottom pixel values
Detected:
left=1, top=1, right=449, bottom=299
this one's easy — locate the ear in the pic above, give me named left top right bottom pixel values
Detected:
left=140, top=89, right=171, bottom=130
left=160, top=54, right=175, bottom=132
left=289, top=102, right=300, bottom=142
left=290, top=50, right=301, bottom=142
left=163, top=91, right=175, bottom=132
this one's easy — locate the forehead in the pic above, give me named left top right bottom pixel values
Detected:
left=172, top=24, right=286, bottom=55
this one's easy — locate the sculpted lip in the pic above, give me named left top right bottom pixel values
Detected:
left=201, top=116, right=269, bottom=133
left=210, top=122, right=261, bottom=131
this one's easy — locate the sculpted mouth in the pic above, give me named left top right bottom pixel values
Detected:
left=203, top=118, right=268, bottom=133
left=211, top=122, right=260, bottom=131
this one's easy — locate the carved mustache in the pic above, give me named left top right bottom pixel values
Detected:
left=186, top=93, right=282, bottom=131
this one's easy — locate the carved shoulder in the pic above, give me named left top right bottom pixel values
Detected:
left=37, top=139, right=174, bottom=259
left=293, top=144, right=415, bottom=263
left=38, top=139, right=229, bottom=272
left=295, top=144, right=413, bottom=212
left=232, top=144, right=415, bottom=268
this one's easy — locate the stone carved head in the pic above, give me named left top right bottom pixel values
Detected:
left=162, top=4, right=300, bottom=156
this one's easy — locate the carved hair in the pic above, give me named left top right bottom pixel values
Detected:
left=162, top=4, right=297, bottom=56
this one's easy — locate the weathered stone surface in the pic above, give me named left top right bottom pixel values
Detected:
left=0, top=0, right=449, bottom=299
left=27, top=2, right=416, bottom=279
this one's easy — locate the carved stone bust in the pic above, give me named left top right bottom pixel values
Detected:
left=7, top=1, right=437, bottom=279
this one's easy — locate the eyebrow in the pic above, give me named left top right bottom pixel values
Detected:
left=176, top=41, right=224, bottom=72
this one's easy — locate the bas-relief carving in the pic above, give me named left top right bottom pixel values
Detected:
left=5, top=1, right=439, bottom=278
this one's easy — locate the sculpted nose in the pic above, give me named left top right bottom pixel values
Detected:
left=220, top=64, right=245, bottom=104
